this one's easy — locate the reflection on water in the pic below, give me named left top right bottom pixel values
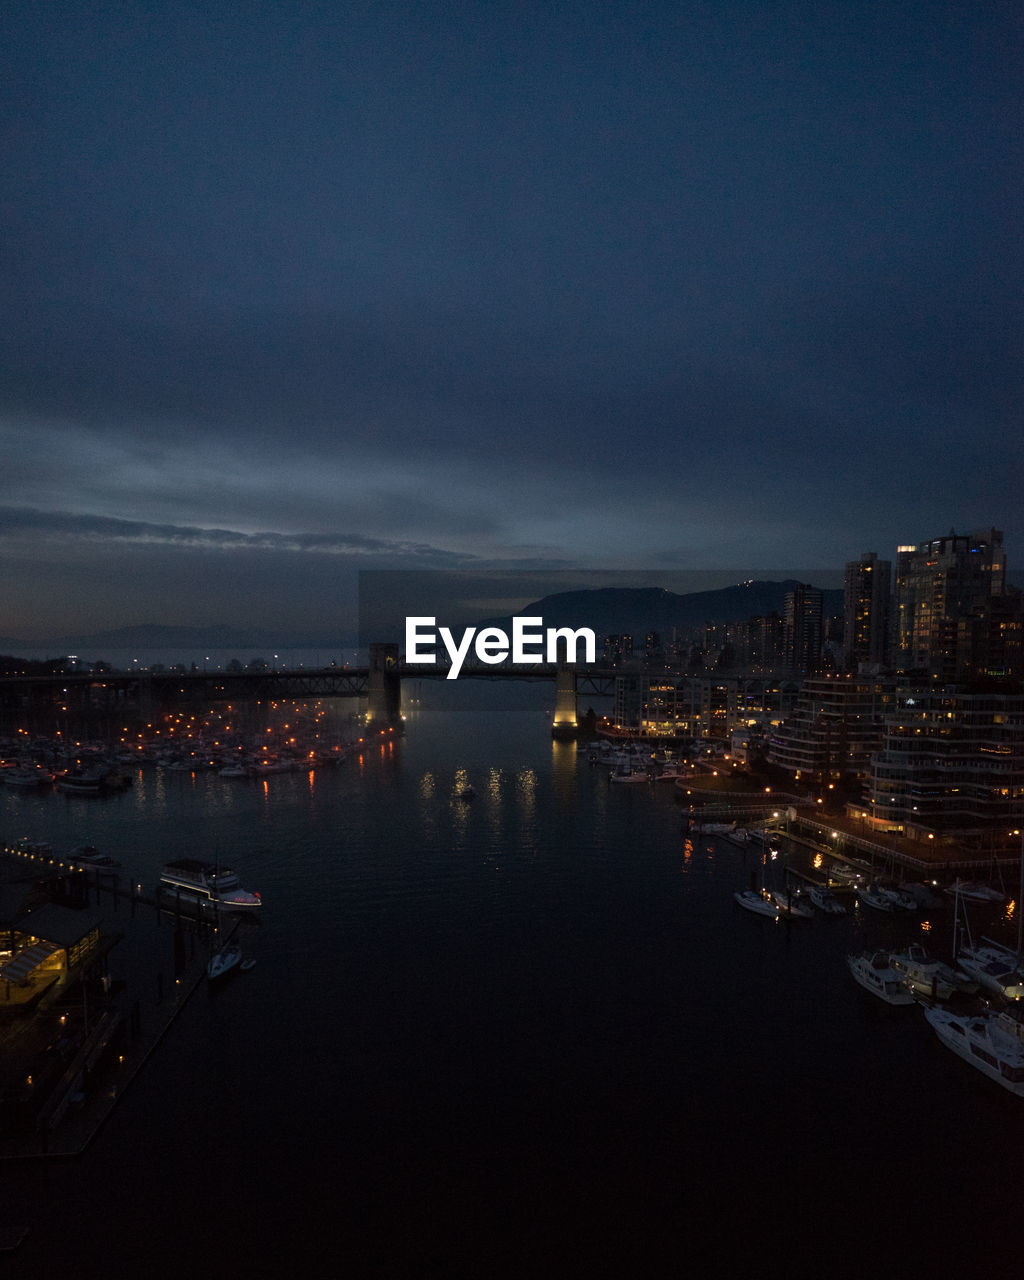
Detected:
left=3, top=690, right=1024, bottom=1275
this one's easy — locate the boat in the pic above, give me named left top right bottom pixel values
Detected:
left=945, top=879, right=1006, bottom=905
left=846, top=951, right=916, bottom=1005
left=159, top=859, right=262, bottom=912
left=240, top=958, right=257, bottom=972
left=654, top=765, right=686, bottom=782
left=734, top=889, right=780, bottom=918
left=895, top=881, right=944, bottom=909
left=610, top=769, right=649, bottom=783
left=725, top=828, right=753, bottom=846
left=2, top=766, right=53, bottom=788
left=956, top=938, right=1024, bottom=1000
left=771, top=887, right=814, bottom=919
left=693, top=822, right=736, bottom=835
left=207, top=938, right=242, bottom=981
left=67, top=845, right=121, bottom=875
left=827, top=859, right=870, bottom=885
left=55, top=767, right=105, bottom=794
left=889, top=943, right=968, bottom=1000
left=923, top=1006, right=1024, bottom=1096
left=855, top=884, right=899, bottom=913
left=877, top=885, right=918, bottom=911
left=807, top=886, right=847, bottom=915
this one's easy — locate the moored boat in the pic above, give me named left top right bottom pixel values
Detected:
left=771, top=887, right=815, bottom=919
left=877, top=885, right=918, bottom=912
left=855, top=883, right=899, bottom=913
left=846, top=951, right=916, bottom=1005
left=924, top=1006, right=1024, bottom=1096
left=734, top=889, right=780, bottom=919
left=956, top=938, right=1024, bottom=1001
left=2, top=766, right=53, bottom=788
left=55, top=768, right=105, bottom=794
left=67, top=845, right=121, bottom=875
left=207, top=938, right=243, bottom=981
left=159, top=859, right=262, bottom=912
left=945, top=879, right=1006, bottom=905
left=889, top=944, right=967, bottom=1000
left=725, top=828, right=752, bottom=846
left=808, top=886, right=847, bottom=915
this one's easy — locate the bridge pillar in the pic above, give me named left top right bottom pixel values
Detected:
left=551, top=661, right=578, bottom=739
left=366, top=643, right=402, bottom=730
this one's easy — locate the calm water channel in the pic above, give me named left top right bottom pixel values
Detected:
left=3, top=682, right=1023, bottom=1276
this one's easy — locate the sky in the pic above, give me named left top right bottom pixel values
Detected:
left=2, top=0, right=1021, bottom=642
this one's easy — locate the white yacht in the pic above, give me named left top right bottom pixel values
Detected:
left=846, top=951, right=916, bottom=1005
left=889, top=944, right=967, bottom=1000
left=159, top=859, right=262, bottom=912
left=924, top=1006, right=1024, bottom=1096
left=807, top=886, right=847, bottom=915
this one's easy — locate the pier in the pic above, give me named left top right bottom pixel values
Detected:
left=0, top=851, right=237, bottom=1162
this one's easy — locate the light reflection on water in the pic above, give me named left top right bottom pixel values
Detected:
left=3, top=692, right=1024, bottom=1274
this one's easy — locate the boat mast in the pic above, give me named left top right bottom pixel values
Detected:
left=1018, top=830, right=1023, bottom=959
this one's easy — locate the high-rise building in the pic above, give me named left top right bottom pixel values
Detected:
left=783, top=584, right=823, bottom=674
left=843, top=552, right=891, bottom=671
left=894, top=528, right=1006, bottom=678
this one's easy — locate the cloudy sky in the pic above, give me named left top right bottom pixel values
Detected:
left=2, top=1, right=1021, bottom=641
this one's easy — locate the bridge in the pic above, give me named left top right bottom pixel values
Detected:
left=0, top=643, right=620, bottom=737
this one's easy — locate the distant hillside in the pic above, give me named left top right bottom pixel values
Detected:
left=480, top=581, right=843, bottom=639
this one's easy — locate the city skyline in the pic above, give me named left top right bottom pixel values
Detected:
left=3, top=2, right=1021, bottom=638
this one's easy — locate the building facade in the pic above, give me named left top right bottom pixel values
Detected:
left=783, top=585, right=823, bottom=674
left=894, top=528, right=1008, bottom=678
left=767, top=674, right=897, bottom=783
left=856, top=686, right=1024, bottom=846
left=844, top=551, right=891, bottom=671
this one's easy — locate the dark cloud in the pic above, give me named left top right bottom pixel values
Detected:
left=0, top=505, right=478, bottom=561
left=1, top=2, right=1021, bottom=634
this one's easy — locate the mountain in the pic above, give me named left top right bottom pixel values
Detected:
left=479, top=581, right=843, bottom=639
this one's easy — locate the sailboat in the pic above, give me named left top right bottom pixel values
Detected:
left=207, top=933, right=242, bottom=981
left=734, top=837, right=780, bottom=918
left=953, top=878, right=1024, bottom=1000
left=772, top=880, right=815, bottom=919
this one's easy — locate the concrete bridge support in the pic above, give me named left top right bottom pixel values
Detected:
left=367, top=643, right=402, bottom=729
left=551, top=661, right=578, bottom=738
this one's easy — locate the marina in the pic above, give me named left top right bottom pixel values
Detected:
left=1, top=687, right=1023, bottom=1274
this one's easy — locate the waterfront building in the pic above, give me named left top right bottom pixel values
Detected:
left=767, top=674, right=897, bottom=783
left=614, top=675, right=797, bottom=740
left=894, top=528, right=1009, bottom=678
left=844, top=552, right=891, bottom=671
left=0, top=903, right=103, bottom=1011
left=856, top=686, right=1024, bottom=845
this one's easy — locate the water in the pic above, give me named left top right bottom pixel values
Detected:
left=3, top=686, right=1023, bottom=1276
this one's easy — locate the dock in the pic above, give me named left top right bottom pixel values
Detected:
left=0, top=851, right=236, bottom=1161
